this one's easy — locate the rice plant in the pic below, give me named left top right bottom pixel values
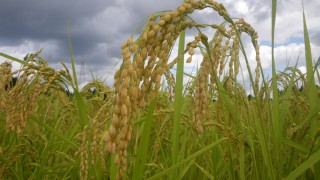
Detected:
left=0, top=0, right=319, bottom=179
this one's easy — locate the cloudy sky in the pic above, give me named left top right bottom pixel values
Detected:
left=0, top=0, right=319, bottom=91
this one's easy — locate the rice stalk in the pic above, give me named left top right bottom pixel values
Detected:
left=171, top=29, right=185, bottom=175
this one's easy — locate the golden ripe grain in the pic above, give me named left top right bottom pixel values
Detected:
left=183, top=2, right=192, bottom=10
left=163, top=14, right=171, bottom=22
left=147, top=30, right=156, bottom=39
left=177, top=6, right=186, bottom=13
left=101, top=1, right=263, bottom=178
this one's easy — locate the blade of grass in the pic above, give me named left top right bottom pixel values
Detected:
left=67, top=20, right=89, bottom=127
left=68, top=20, right=79, bottom=90
left=302, top=1, right=317, bottom=137
left=172, top=30, right=185, bottom=173
left=74, top=90, right=90, bottom=127
left=252, top=106, right=275, bottom=179
left=286, top=150, right=320, bottom=180
left=302, top=2, right=320, bottom=178
left=179, top=159, right=195, bottom=179
left=148, top=138, right=226, bottom=180
left=0, top=52, right=27, bottom=66
left=195, top=162, right=215, bottom=180
left=271, top=0, right=281, bottom=178
left=282, top=138, right=309, bottom=153
left=132, top=100, right=156, bottom=180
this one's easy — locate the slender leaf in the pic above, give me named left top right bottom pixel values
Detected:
left=0, top=52, right=27, bottom=66
left=271, top=0, right=281, bottom=178
left=132, top=100, right=156, bottom=180
left=302, top=1, right=317, bottom=137
left=68, top=20, right=79, bottom=90
left=286, top=150, right=320, bottom=180
left=172, top=30, right=185, bottom=170
left=148, top=138, right=226, bottom=180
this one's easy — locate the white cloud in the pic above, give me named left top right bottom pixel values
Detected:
left=235, top=1, right=250, bottom=15
left=298, top=66, right=306, bottom=74
left=0, top=40, right=63, bottom=72
left=0, top=40, right=36, bottom=71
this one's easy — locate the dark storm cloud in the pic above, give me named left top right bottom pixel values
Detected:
left=2, top=0, right=318, bottom=88
left=0, top=0, right=180, bottom=69
left=1, top=0, right=272, bottom=85
left=0, top=0, right=115, bottom=67
left=0, top=0, right=112, bottom=42
left=1, top=0, right=270, bottom=69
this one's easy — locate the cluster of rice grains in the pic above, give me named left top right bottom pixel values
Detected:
left=193, top=20, right=261, bottom=133
left=0, top=61, right=13, bottom=111
left=0, top=50, right=72, bottom=134
left=102, top=0, right=261, bottom=179
left=78, top=101, right=112, bottom=180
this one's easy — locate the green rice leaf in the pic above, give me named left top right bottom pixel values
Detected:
left=172, top=29, right=185, bottom=170
left=271, top=0, right=281, bottom=178
left=68, top=20, right=79, bottom=90
left=286, top=150, right=320, bottom=180
left=147, top=138, right=226, bottom=180
left=302, top=1, right=318, bottom=136
left=195, top=162, right=215, bottom=180
left=132, top=100, right=156, bottom=180
left=0, top=52, right=27, bottom=66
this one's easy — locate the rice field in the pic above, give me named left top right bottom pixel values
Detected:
left=1, top=0, right=320, bottom=179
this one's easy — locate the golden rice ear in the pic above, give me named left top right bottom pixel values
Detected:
left=103, top=0, right=262, bottom=178
left=130, top=43, right=138, bottom=53
left=0, top=62, right=13, bottom=111
left=147, top=30, right=155, bottom=39
left=4, top=50, right=71, bottom=134
left=186, top=56, right=192, bottom=63
left=188, top=47, right=195, bottom=56
left=163, top=13, right=171, bottom=22
left=177, top=6, right=186, bottom=13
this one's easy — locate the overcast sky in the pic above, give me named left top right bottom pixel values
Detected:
left=0, top=0, right=319, bottom=91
